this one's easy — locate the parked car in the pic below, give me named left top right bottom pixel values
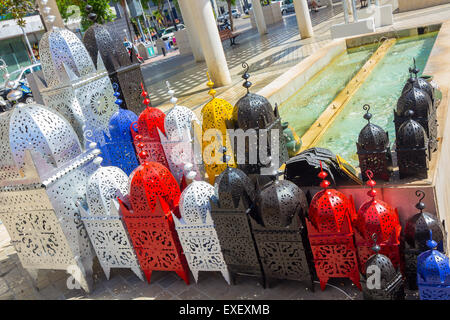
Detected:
left=281, top=3, right=295, bottom=15
left=160, top=24, right=186, bottom=44
left=0, top=63, right=41, bottom=103
left=218, top=9, right=241, bottom=22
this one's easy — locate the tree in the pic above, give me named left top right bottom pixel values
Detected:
left=226, top=0, right=236, bottom=31
left=0, top=0, right=35, bottom=27
left=56, top=0, right=115, bottom=30
left=151, top=0, right=167, bottom=26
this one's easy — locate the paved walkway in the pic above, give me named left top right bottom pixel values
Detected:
left=2, top=3, right=450, bottom=300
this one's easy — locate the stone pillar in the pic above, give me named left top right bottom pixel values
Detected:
left=293, top=0, right=314, bottom=39
left=178, top=0, right=205, bottom=62
left=186, top=0, right=231, bottom=86
left=252, top=0, right=267, bottom=35
left=37, top=0, right=65, bottom=30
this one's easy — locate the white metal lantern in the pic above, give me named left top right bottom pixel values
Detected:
left=77, top=166, right=144, bottom=281
left=173, top=177, right=230, bottom=284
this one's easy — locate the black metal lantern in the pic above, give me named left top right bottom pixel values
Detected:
left=404, top=190, right=446, bottom=290
left=362, top=234, right=405, bottom=300
left=402, top=58, right=436, bottom=109
left=232, top=62, right=289, bottom=175
left=210, top=159, right=265, bottom=287
left=82, top=7, right=146, bottom=114
left=356, top=105, right=393, bottom=181
left=395, top=80, right=437, bottom=154
left=249, top=171, right=315, bottom=289
left=395, top=110, right=429, bottom=180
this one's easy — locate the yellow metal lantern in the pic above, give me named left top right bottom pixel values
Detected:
left=201, top=73, right=236, bottom=184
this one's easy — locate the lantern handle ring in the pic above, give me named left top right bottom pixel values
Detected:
left=416, top=189, right=425, bottom=202
left=365, top=169, right=374, bottom=180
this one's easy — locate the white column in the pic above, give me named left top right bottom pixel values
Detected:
left=351, top=0, right=358, bottom=22
left=187, top=0, right=231, bottom=86
left=367, top=0, right=373, bottom=8
left=375, top=0, right=380, bottom=5
left=342, top=0, right=349, bottom=23
left=293, top=0, right=314, bottom=39
left=346, top=0, right=353, bottom=16
left=37, top=0, right=65, bottom=30
left=178, top=0, right=205, bottom=62
left=252, top=0, right=267, bottom=35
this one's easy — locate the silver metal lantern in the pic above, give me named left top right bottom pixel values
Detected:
left=77, top=166, right=144, bottom=281
left=37, top=28, right=117, bottom=149
left=0, top=103, right=98, bottom=292
left=173, top=176, right=230, bottom=284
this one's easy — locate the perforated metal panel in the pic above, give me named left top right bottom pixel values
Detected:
left=174, top=181, right=230, bottom=284
left=78, top=166, right=143, bottom=281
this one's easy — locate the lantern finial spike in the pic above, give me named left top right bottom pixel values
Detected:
left=166, top=80, right=177, bottom=106
left=371, top=233, right=381, bottom=253
left=426, top=229, right=438, bottom=250
left=318, top=161, right=330, bottom=189
left=415, top=190, right=426, bottom=213
left=241, top=62, right=252, bottom=94
left=112, top=83, right=123, bottom=108
left=363, top=104, right=372, bottom=123
left=206, top=72, right=216, bottom=98
left=140, top=82, right=151, bottom=108
left=365, top=170, right=377, bottom=199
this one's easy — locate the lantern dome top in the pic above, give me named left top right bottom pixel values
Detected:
left=180, top=180, right=214, bottom=224
left=164, top=81, right=199, bottom=140
left=256, top=174, right=307, bottom=228
left=0, top=103, right=82, bottom=173
left=402, top=58, right=434, bottom=101
left=309, top=162, right=354, bottom=233
left=202, top=73, right=234, bottom=129
left=358, top=105, right=389, bottom=152
left=39, top=28, right=96, bottom=88
left=136, top=88, right=166, bottom=139
left=417, top=231, right=450, bottom=284
left=397, top=85, right=432, bottom=118
left=233, top=63, right=276, bottom=130
left=405, top=190, right=444, bottom=250
left=215, top=155, right=255, bottom=209
left=365, top=234, right=398, bottom=284
left=355, top=170, right=400, bottom=242
left=129, top=160, right=181, bottom=213
left=86, top=166, right=129, bottom=216
left=83, top=23, right=132, bottom=73
left=396, top=111, right=428, bottom=149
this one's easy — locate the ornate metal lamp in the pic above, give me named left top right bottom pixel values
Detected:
left=201, top=73, right=236, bottom=184
left=250, top=170, right=314, bottom=289
left=173, top=172, right=230, bottom=284
left=402, top=58, right=437, bottom=109
left=232, top=62, right=289, bottom=175
left=82, top=4, right=147, bottom=114
left=100, top=83, right=139, bottom=175
left=395, top=110, right=429, bottom=180
left=159, top=81, right=204, bottom=185
left=0, top=103, right=99, bottom=292
left=306, top=162, right=361, bottom=291
left=395, top=77, right=437, bottom=154
left=37, top=27, right=117, bottom=149
left=361, top=234, right=404, bottom=300
left=210, top=151, right=264, bottom=286
left=117, top=149, right=190, bottom=284
left=404, top=190, right=446, bottom=289
left=77, top=166, right=143, bottom=281
left=356, top=105, right=393, bottom=181
left=131, top=85, right=170, bottom=169
left=417, top=231, right=450, bottom=300
left=354, top=170, right=402, bottom=274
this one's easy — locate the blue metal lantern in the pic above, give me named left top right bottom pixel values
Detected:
left=417, top=231, right=450, bottom=300
left=100, top=83, right=139, bottom=175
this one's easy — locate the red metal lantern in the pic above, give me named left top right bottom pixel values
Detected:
left=118, top=149, right=189, bottom=284
left=354, top=170, right=402, bottom=274
left=306, top=162, right=361, bottom=291
left=130, top=85, right=170, bottom=169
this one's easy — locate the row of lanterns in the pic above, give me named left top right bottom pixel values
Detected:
left=0, top=12, right=449, bottom=300
left=356, top=58, right=440, bottom=181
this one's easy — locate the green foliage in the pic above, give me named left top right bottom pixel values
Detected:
left=0, top=0, right=35, bottom=27
left=56, top=0, right=115, bottom=30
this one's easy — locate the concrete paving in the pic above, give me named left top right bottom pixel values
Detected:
left=1, top=2, right=450, bottom=300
